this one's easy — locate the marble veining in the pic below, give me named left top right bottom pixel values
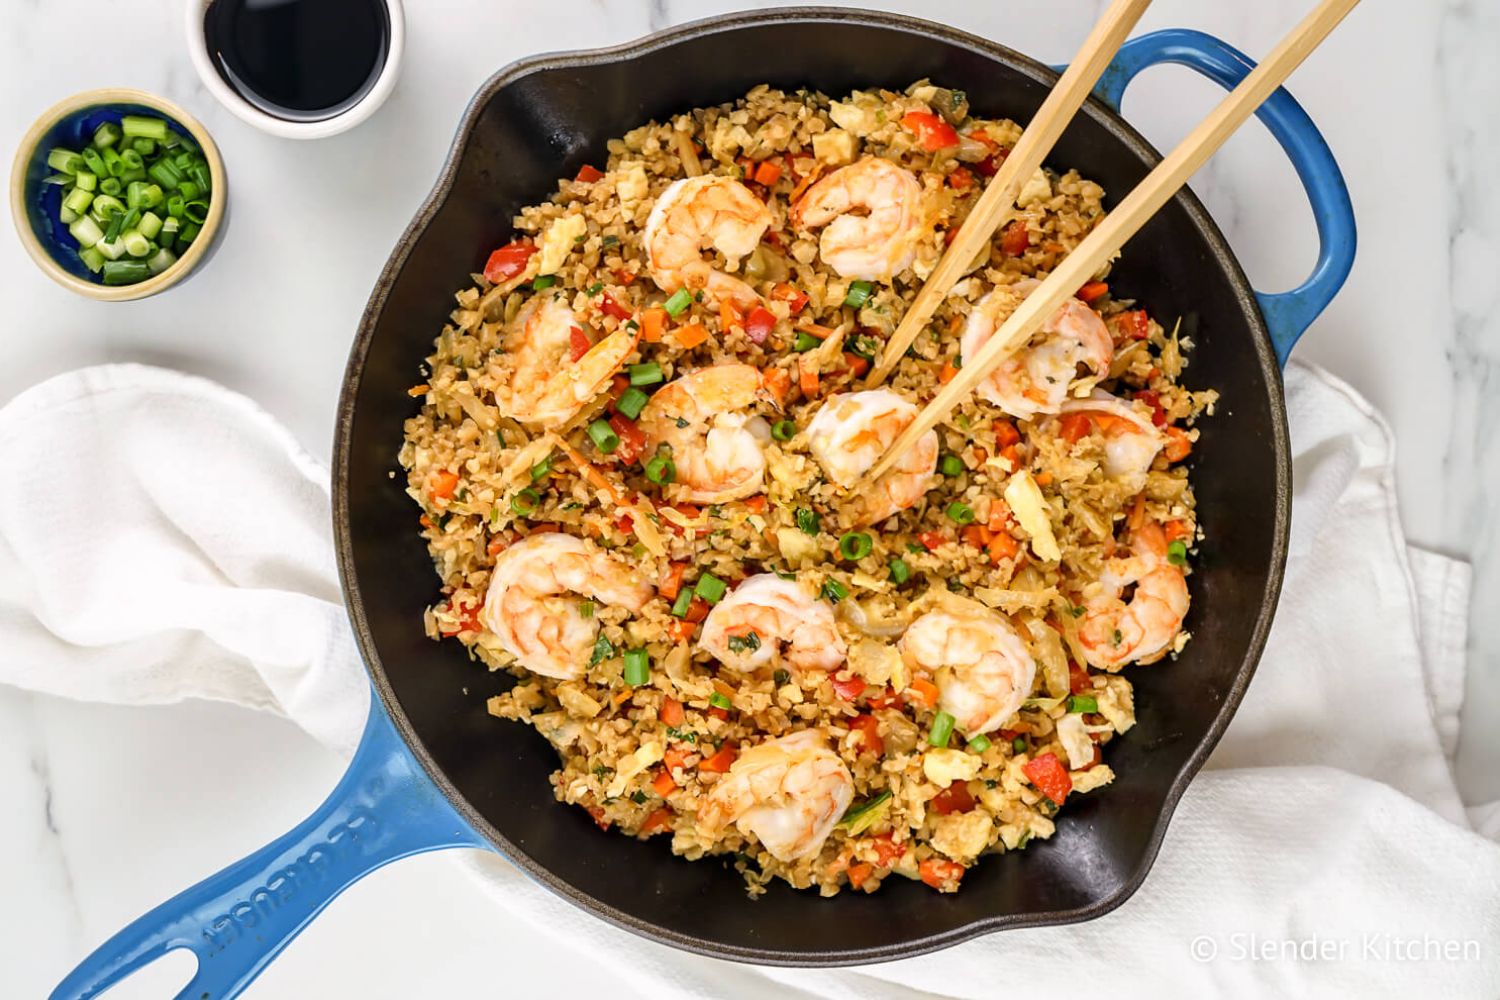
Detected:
left=0, top=1, right=1494, bottom=996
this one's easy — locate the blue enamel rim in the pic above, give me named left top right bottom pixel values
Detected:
left=52, top=24, right=1355, bottom=1000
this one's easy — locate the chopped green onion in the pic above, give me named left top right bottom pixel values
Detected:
left=184, top=200, right=209, bottom=225
left=663, top=288, right=693, bottom=317
left=586, top=281, right=604, bottom=296
left=89, top=194, right=125, bottom=224
left=98, top=177, right=122, bottom=196
left=1067, top=694, right=1099, bottom=714
left=601, top=234, right=620, bottom=247
left=773, top=668, right=791, bottom=686
left=101, top=259, right=150, bottom=286
left=531, top=274, right=557, bottom=290
left=179, top=222, right=201, bottom=246
left=121, top=115, right=169, bottom=141
left=623, top=648, right=650, bottom=686
left=148, top=160, right=181, bottom=191
left=838, top=531, right=873, bottom=560
left=1167, top=539, right=1188, bottom=566
left=80, top=147, right=108, bottom=178
left=938, top=454, right=965, bottom=477
left=93, top=236, right=125, bottom=261
left=61, top=187, right=94, bottom=217
left=102, top=209, right=127, bottom=244
left=43, top=173, right=72, bottom=187
left=628, top=362, right=663, bottom=386
left=644, top=453, right=676, bottom=485
left=92, top=122, right=121, bottom=148
left=143, top=246, right=177, bottom=275
left=694, top=572, right=727, bottom=604
left=888, top=558, right=911, bottom=585
left=125, top=181, right=149, bottom=210
left=843, top=280, right=874, bottom=308
left=968, top=733, right=992, bottom=753
left=47, top=148, right=83, bottom=174
left=588, top=633, right=615, bottom=667
left=709, top=692, right=733, bottom=710
left=510, top=487, right=540, bottom=515
left=928, top=710, right=956, bottom=748
left=138, top=210, right=163, bottom=240
left=1013, top=736, right=1028, bottom=754
left=130, top=137, right=156, bottom=157
left=530, top=455, right=552, bottom=481
left=670, top=586, right=693, bottom=618
left=78, top=246, right=106, bottom=274
left=587, top=419, right=620, bottom=454
left=177, top=180, right=201, bottom=202
left=945, top=501, right=976, bottom=525
left=616, top=386, right=649, bottom=420
left=793, top=330, right=821, bottom=352
left=166, top=194, right=186, bottom=218
left=119, top=149, right=144, bottom=172
left=73, top=171, right=97, bottom=192
left=100, top=146, right=125, bottom=177
left=796, top=508, right=820, bottom=536
left=820, top=577, right=848, bottom=603
left=771, top=419, right=797, bottom=442
left=120, top=229, right=150, bottom=258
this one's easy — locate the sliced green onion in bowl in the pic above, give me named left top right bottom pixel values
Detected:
left=102, top=259, right=150, bottom=286
left=121, top=115, right=169, bottom=142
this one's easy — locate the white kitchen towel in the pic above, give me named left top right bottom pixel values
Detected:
left=1, top=361, right=1496, bottom=998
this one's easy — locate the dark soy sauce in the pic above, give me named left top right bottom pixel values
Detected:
left=204, top=0, right=390, bottom=122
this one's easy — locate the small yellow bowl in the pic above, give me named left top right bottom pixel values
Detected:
left=10, top=88, right=227, bottom=301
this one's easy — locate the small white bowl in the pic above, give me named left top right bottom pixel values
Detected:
left=183, top=0, right=405, bottom=140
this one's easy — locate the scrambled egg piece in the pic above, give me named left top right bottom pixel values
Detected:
left=537, top=213, right=586, bottom=275
left=923, top=748, right=983, bottom=788
left=1004, top=470, right=1062, bottom=562
left=812, top=129, right=856, bottom=166
left=607, top=739, right=664, bottom=798
left=931, top=810, right=994, bottom=862
left=1016, top=169, right=1052, bottom=208
left=615, top=161, right=649, bottom=207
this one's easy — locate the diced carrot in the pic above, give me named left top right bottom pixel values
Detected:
left=429, top=470, right=460, bottom=500
left=663, top=747, right=691, bottom=773
left=744, top=494, right=767, bottom=513
left=938, top=361, right=959, bottom=384
left=698, top=744, right=738, bottom=773
left=641, top=307, right=668, bottom=343
left=1033, top=471, right=1053, bottom=487
left=640, top=807, right=673, bottom=835
left=486, top=536, right=507, bottom=557
left=1059, top=412, right=1093, bottom=444
left=1164, top=519, right=1191, bottom=543
left=987, top=531, right=1020, bottom=564
left=1000, top=220, right=1030, bottom=256
left=947, top=166, right=974, bottom=191
left=869, top=834, right=905, bottom=867
left=917, top=530, right=946, bottom=552
left=660, top=562, right=689, bottom=601
left=799, top=358, right=820, bottom=397
left=613, top=267, right=636, bottom=285
left=666, top=619, right=695, bottom=644
left=554, top=437, right=621, bottom=503
left=847, top=862, right=875, bottom=890
left=849, top=714, right=883, bottom=756
left=568, top=325, right=592, bottom=362
left=987, top=502, right=1013, bottom=532
left=1001, top=443, right=1022, bottom=468
left=752, top=159, right=783, bottom=186
left=719, top=299, right=745, bottom=334
left=1127, top=494, right=1146, bottom=532
left=1076, top=281, right=1109, bottom=303
left=961, top=524, right=989, bottom=549
left=419, top=514, right=434, bottom=530
left=1164, top=426, right=1193, bottom=462
left=763, top=367, right=791, bottom=406
left=842, top=352, right=870, bottom=377
left=993, top=419, right=1021, bottom=448
left=675, top=322, right=710, bottom=349
left=574, top=163, right=604, bottom=183
left=651, top=770, right=677, bottom=797
left=907, top=677, right=940, bottom=709
left=608, top=412, right=647, bottom=465
left=527, top=522, right=560, bottom=534
left=407, top=383, right=430, bottom=397
left=929, top=781, right=975, bottom=815
left=919, top=858, right=965, bottom=890
left=659, top=697, right=685, bottom=726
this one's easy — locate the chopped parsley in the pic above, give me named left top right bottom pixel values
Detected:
left=588, top=633, right=615, bottom=666
left=726, top=631, right=762, bottom=654
left=773, top=669, right=791, bottom=686
left=796, top=507, right=821, bottom=535
left=664, top=726, right=697, bottom=744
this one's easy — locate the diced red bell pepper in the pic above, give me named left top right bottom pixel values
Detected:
left=600, top=293, right=632, bottom=321
left=869, top=834, right=905, bottom=867
left=483, top=241, right=536, bottom=283
left=866, top=687, right=903, bottom=711
left=1069, top=661, right=1092, bottom=695
left=1000, top=220, right=1030, bottom=256
left=743, top=306, right=777, bottom=344
left=900, top=111, right=960, bottom=151
left=919, top=858, right=966, bottom=890
left=918, top=530, right=947, bottom=552
left=1112, top=308, right=1151, bottom=342
left=770, top=282, right=810, bottom=315
left=568, top=326, right=592, bottom=362
left=831, top=674, right=866, bottom=701
left=608, top=412, right=647, bottom=464
left=929, top=781, right=975, bottom=815
left=1134, top=390, right=1168, bottom=427
left=1058, top=412, right=1093, bottom=445
left=684, top=596, right=710, bottom=624
left=947, top=166, right=974, bottom=191
left=849, top=714, right=883, bottom=756
left=1076, top=281, right=1110, bottom=303
left=1022, top=752, right=1073, bottom=805
left=639, top=806, right=674, bottom=834
left=574, top=163, right=604, bottom=183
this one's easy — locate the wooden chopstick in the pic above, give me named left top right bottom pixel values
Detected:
left=864, top=0, right=1154, bottom=387
left=866, top=0, right=1360, bottom=483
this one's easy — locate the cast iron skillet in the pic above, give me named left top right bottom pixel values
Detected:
left=54, top=10, right=1354, bottom=998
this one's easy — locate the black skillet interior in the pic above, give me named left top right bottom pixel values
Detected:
left=338, top=8, right=1288, bottom=963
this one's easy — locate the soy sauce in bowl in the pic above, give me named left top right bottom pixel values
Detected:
left=203, top=0, right=390, bottom=123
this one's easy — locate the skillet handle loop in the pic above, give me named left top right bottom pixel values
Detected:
left=1093, top=28, right=1356, bottom=366
left=50, top=696, right=486, bottom=1000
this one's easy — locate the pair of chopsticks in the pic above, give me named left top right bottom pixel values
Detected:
left=863, top=0, right=1359, bottom=483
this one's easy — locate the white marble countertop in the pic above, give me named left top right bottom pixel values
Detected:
left=2, top=1, right=1495, bottom=996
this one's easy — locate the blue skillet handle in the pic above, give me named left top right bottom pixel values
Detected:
left=51, top=695, right=487, bottom=1000
left=1091, top=28, right=1356, bottom=365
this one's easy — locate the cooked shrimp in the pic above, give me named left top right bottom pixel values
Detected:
left=697, top=729, right=854, bottom=863
left=1055, top=389, right=1164, bottom=489
left=480, top=533, right=653, bottom=679
left=644, top=175, right=772, bottom=307
left=1078, top=522, right=1189, bottom=669
left=805, top=390, right=938, bottom=525
left=961, top=283, right=1113, bottom=420
left=637, top=364, right=774, bottom=503
left=790, top=156, right=926, bottom=281
left=898, top=600, right=1037, bottom=737
left=699, top=573, right=847, bottom=673
left=492, top=295, right=636, bottom=428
